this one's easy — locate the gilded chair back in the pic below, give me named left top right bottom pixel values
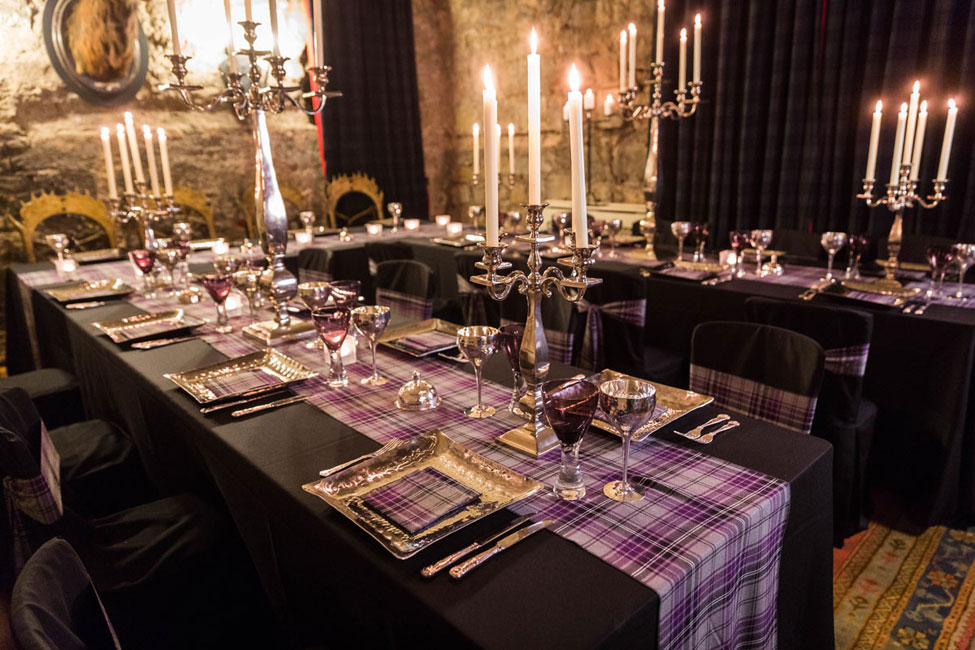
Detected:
left=325, top=173, right=384, bottom=229
left=241, top=183, right=308, bottom=237
left=8, top=190, right=115, bottom=262
left=171, top=186, right=217, bottom=238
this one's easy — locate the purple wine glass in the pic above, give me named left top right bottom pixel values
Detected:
left=129, top=249, right=157, bottom=298
left=312, top=306, right=351, bottom=388
left=201, top=273, right=234, bottom=333
left=329, top=280, right=361, bottom=309
left=729, top=230, right=748, bottom=277
left=497, top=324, right=526, bottom=415
left=926, top=245, right=956, bottom=300
left=846, top=234, right=868, bottom=280
left=542, top=378, right=599, bottom=500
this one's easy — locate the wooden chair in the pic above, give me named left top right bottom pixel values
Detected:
left=325, top=172, right=384, bottom=229
left=7, top=191, right=115, bottom=262
left=171, top=186, right=217, bottom=238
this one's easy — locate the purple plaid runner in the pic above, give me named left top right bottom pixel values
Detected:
left=395, top=330, right=458, bottom=355
left=3, top=426, right=63, bottom=571
left=575, top=298, right=646, bottom=371
left=359, top=467, right=480, bottom=535
left=823, top=344, right=870, bottom=377
left=376, top=288, right=434, bottom=322
left=204, top=368, right=283, bottom=399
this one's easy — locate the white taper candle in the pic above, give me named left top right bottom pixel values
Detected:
left=123, top=112, right=145, bottom=184
left=903, top=80, right=920, bottom=165
left=100, top=127, right=118, bottom=200
left=937, top=98, right=958, bottom=180
left=142, top=125, right=160, bottom=196
left=482, top=66, right=499, bottom=246
left=910, top=100, right=927, bottom=181
left=116, top=124, right=134, bottom=195
left=628, top=23, right=637, bottom=89
left=567, top=64, right=588, bottom=247
left=865, top=100, right=882, bottom=181
left=527, top=28, right=541, bottom=204
left=157, top=128, right=173, bottom=196
left=890, top=102, right=908, bottom=186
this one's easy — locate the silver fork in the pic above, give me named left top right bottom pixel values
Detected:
left=319, top=439, right=399, bottom=478
left=700, top=421, right=740, bottom=444
left=675, top=414, right=730, bottom=440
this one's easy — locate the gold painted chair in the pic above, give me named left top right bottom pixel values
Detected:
left=8, top=190, right=115, bottom=262
left=171, top=186, right=217, bottom=238
left=325, top=173, right=384, bottom=229
left=240, top=183, right=309, bottom=237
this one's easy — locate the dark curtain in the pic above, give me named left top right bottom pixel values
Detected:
left=313, top=0, right=428, bottom=217
left=659, top=0, right=975, bottom=247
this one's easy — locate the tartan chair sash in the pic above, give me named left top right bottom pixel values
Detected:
left=500, top=317, right=573, bottom=364
left=574, top=298, right=647, bottom=371
left=3, top=426, right=63, bottom=572
left=823, top=344, right=870, bottom=377
left=376, top=288, right=434, bottom=322
left=457, top=274, right=489, bottom=325
left=689, top=363, right=819, bottom=435
left=298, top=267, right=332, bottom=284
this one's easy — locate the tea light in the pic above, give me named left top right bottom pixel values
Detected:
left=225, top=293, right=243, bottom=314
left=718, top=250, right=736, bottom=266
left=212, top=239, right=229, bottom=256
left=435, top=214, right=451, bottom=228
left=295, top=231, right=313, bottom=247
left=404, top=218, right=420, bottom=231
left=366, top=222, right=383, bottom=236
left=446, top=222, right=464, bottom=238
left=57, top=257, right=78, bottom=279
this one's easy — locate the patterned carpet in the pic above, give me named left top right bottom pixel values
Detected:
left=834, top=522, right=975, bottom=649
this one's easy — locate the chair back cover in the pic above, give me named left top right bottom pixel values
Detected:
left=365, top=242, right=414, bottom=264
left=297, top=246, right=373, bottom=294
left=375, top=260, right=435, bottom=322
left=0, top=387, right=45, bottom=457
left=690, top=321, right=824, bottom=434
left=454, top=251, right=499, bottom=326
left=770, top=229, right=825, bottom=265
left=498, top=257, right=576, bottom=364
left=570, top=266, right=647, bottom=372
left=11, top=538, right=121, bottom=650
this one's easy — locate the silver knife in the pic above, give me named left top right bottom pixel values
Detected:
left=421, top=515, right=531, bottom=578
left=66, top=301, right=107, bottom=310
left=131, top=336, right=197, bottom=350
left=199, top=387, right=290, bottom=414
left=449, top=520, right=552, bottom=579
left=231, top=395, right=307, bottom=418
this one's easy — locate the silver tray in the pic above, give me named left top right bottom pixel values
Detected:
left=379, top=318, right=461, bottom=357
left=74, top=248, right=124, bottom=264
left=432, top=234, right=485, bottom=247
left=46, top=279, right=134, bottom=303
left=302, top=429, right=543, bottom=559
left=164, top=348, right=318, bottom=404
left=92, top=310, right=206, bottom=344
left=588, top=369, right=714, bottom=442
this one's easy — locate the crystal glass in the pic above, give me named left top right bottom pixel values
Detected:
left=926, top=245, right=956, bottom=300
left=456, top=326, right=499, bottom=418
left=952, top=243, right=975, bottom=300
left=329, top=280, right=361, bottom=309
left=605, top=219, right=622, bottom=258
left=201, top=273, right=234, bottom=333
left=158, top=241, right=183, bottom=295
left=671, top=221, right=692, bottom=261
left=820, top=232, right=849, bottom=283
left=691, top=222, right=710, bottom=262
left=129, top=248, right=157, bottom=298
left=598, top=378, right=656, bottom=502
left=749, top=229, right=773, bottom=276
left=552, top=212, right=570, bottom=250
left=729, top=230, right=749, bottom=277
left=298, top=281, right=333, bottom=349
left=352, top=305, right=392, bottom=385
left=542, top=378, right=599, bottom=501
left=239, top=239, right=267, bottom=270
left=233, top=269, right=263, bottom=324
left=506, top=211, right=523, bottom=233
left=387, top=202, right=403, bottom=232
left=497, top=324, right=526, bottom=415
left=846, top=234, right=868, bottom=280
left=300, top=210, right=316, bottom=236
left=214, top=254, right=241, bottom=276
left=45, top=233, right=70, bottom=263
left=312, top=306, right=351, bottom=388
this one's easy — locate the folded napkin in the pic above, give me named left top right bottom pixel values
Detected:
left=360, top=467, right=480, bottom=535
left=656, top=266, right=715, bottom=281
left=204, top=368, right=281, bottom=398
left=395, top=330, right=458, bottom=354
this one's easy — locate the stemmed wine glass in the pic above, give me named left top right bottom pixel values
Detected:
left=729, top=230, right=749, bottom=277
left=239, top=239, right=266, bottom=270
left=846, top=234, right=868, bottom=280
left=926, top=245, right=956, bottom=300
left=201, top=273, right=234, bottom=333
left=129, top=248, right=157, bottom=298
left=172, top=221, right=192, bottom=288
left=45, top=233, right=70, bottom=264
left=542, top=378, right=599, bottom=500
left=456, top=326, right=498, bottom=418
left=639, top=219, right=655, bottom=256
left=214, top=254, right=241, bottom=276
left=551, top=213, right=569, bottom=251
left=598, top=378, right=657, bottom=502
left=749, top=229, right=773, bottom=276
left=671, top=222, right=692, bottom=261
left=691, top=222, right=710, bottom=262
left=351, top=305, right=392, bottom=385
left=300, top=211, right=316, bottom=237
left=312, top=306, right=351, bottom=388
left=387, top=202, right=403, bottom=232
left=233, top=269, right=263, bottom=324
left=329, top=280, right=361, bottom=309
left=605, top=219, right=622, bottom=258
left=952, top=244, right=975, bottom=300
left=497, top=324, right=527, bottom=415
left=298, top=281, right=332, bottom=349
left=820, top=232, right=848, bottom=283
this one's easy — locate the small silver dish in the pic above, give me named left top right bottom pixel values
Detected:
left=395, top=370, right=442, bottom=411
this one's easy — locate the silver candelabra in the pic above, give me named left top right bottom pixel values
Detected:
left=470, top=204, right=601, bottom=457
left=618, top=62, right=702, bottom=260
left=857, top=163, right=948, bottom=290
left=162, top=19, right=340, bottom=343
left=108, top=180, right=178, bottom=251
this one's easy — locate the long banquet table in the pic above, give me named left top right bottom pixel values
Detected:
left=5, top=257, right=833, bottom=649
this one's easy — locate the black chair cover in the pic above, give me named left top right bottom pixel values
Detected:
left=297, top=246, right=374, bottom=301
left=571, top=266, right=647, bottom=374
left=0, top=368, right=83, bottom=430
left=746, top=297, right=876, bottom=544
left=11, top=538, right=120, bottom=650
left=771, top=229, right=826, bottom=266
left=375, top=259, right=436, bottom=323
left=454, top=251, right=499, bottom=326
left=365, top=241, right=414, bottom=263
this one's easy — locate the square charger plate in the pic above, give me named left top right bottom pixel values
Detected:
left=164, top=348, right=318, bottom=404
left=92, top=310, right=206, bottom=344
left=588, top=369, right=714, bottom=442
left=378, top=318, right=462, bottom=357
left=45, top=279, right=135, bottom=303
left=303, top=429, right=543, bottom=559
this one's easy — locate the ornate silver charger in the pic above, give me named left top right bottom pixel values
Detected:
left=46, top=279, right=134, bottom=303
left=92, top=310, right=205, bottom=344
left=164, top=348, right=317, bottom=404
left=379, top=319, right=462, bottom=358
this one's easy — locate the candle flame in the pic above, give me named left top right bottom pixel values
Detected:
left=920, top=100, right=927, bottom=114
left=949, top=98, right=957, bottom=110
left=508, top=122, right=515, bottom=135
left=496, top=124, right=501, bottom=136
left=124, top=111, right=134, bottom=125
left=142, top=124, right=151, bottom=137
left=116, top=123, right=125, bottom=135
left=912, top=80, right=920, bottom=93
left=658, top=0, right=665, bottom=10
left=100, top=126, right=110, bottom=141
left=569, top=63, right=580, bottom=92
left=482, top=65, right=494, bottom=93
left=605, top=94, right=614, bottom=103
left=680, top=27, right=687, bottom=41
left=473, top=122, right=480, bottom=135
left=695, top=13, right=701, bottom=27
left=628, top=22, right=636, bottom=36
left=899, top=102, right=908, bottom=115
left=620, top=29, right=627, bottom=44
left=875, top=100, right=883, bottom=113
left=530, top=27, right=537, bottom=54
left=157, top=127, right=166, bottom=140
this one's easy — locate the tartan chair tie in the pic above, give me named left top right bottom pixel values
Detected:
left=574, top=298, right=647, bottom=371
left=3, top=426, right=63, bottom=572
left=376, top=288, right=434, bottom=322
left=823, top=344, right=870, bottom=377
left=457, top=274, right=489, bottom=325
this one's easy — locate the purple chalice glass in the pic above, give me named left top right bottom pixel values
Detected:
left=129, top=248, right=157, bottom=298
left=926, top=245, right=956, bottom=300
left=542, top=378, right=599, bottom=500
left=201, top=273, right=234, bottom=333
left=312, top=306, right=351, bottom=388
left=329, top=280, right=361, bottom=309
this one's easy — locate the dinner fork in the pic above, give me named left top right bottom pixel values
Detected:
left=675, top=414, right=730, bottom=440
left=699, top=420, right=740, bottom=444
left=318, top=439, right=399, bottom=478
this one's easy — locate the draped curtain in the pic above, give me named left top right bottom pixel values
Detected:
left=312, top=0, right=428, bottom=217
left=659, top=0, right=975, bottom=246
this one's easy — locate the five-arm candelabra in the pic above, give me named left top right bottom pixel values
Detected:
left=470, top=204, right=601, bottom=457
left=108, top=180, right=179, bottom=250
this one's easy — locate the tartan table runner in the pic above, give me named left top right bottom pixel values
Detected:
left=359, top=467, right=481, bottom=535
left=394, top=330, right=458, bottom=355
left=203, top=367, right=283, bottom=399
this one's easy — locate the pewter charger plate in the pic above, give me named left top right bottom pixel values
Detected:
left=302, top=430, right=543, bottom=559
left=588, top=369, right=714, bottom=442
left=164, top=348, right=318, bottom=404
left=92, top=310, right=206, bottom=344
left=46, top=279, right=134, bottom=303
left=379, top=318, right=462, bottom=357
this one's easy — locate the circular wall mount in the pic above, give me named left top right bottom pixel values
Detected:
left=43, top=0, right=149, bottom=107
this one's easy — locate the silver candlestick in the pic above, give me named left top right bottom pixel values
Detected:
left=162, top=19, right=340, bottom=344
left=618, top=63, right=702, bottom=261
left=470, top=204, right=601, bottom=457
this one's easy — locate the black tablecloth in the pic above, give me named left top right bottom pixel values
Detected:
left=6, top=262, right=833, bottom=649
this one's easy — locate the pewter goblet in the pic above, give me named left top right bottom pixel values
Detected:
left=749, top=229, right=773, bottom=276
left=351, top=305, right=391, bottom=386
left=158, top=241, right=183, bottom=295
left=953, top=243, right=975, bottom=300
left=233, top=269, right=263, bottom=324
left=599, top=378, right=657, bottom=502
left=639, top=219, right=656, bottom=254
left=820, top=232, right=848, bottom=283
left=671, top=222, right=692, bottom=261
left=45, top=233, right=70, bottom=264
left=300, top=210, right=316, bottom=236
left=606, top=218, right=622, bottom=258
left=387, top=202, right=403, bottom=232
left=456, top=326, right=499, bottom=419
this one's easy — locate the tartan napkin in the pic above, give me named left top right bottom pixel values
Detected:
left=395, top=330, right=458, bottom=355
left=360, top=467, right=480, bottom=534
left=204, top=368, right=281, bottom=398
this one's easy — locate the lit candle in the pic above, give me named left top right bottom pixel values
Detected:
left=890, top=102, right=908, bottom=186
left=910, top=100, right=927, bottom=181
left=366, top=222, right=383, bottom=236
left=656, top=1, right=665, bottom=64
left=212, top=239, right=229, bottom=256
left=166, top=0, right=180, bottom=56
left=435, top=214, right=451, bottom=228
left=603, top=93, right=614, bottom=116
left=404, top=218, right=420, bottom=231
left=583, top=88, right=595, bottom=111
left=495, top=123, right=501, bottom=175
left=100, top=127, right=118, bottom=200
left=937, top=98, right=958, bottom=180
left=313, top=0, right=324, bottom=67
left=527, top=28, right=541, bottom=204
left=123, top=112, right=144, bottom=185
left=678, top=28, right=687, bottom=90
left=244, top=0, right=252, bottom=22
left=472, top=123, right=480, bottom=176
left=446, top=222, right=464, bottom=238
left=268, top=0, right=280, bottom=58
left=567, top=64, right=588, bottom=247
left=142, top=126, right=160, bottom=196
left=628, top=23, right=637, bottom=89
left=619, top=30, right=627, bottom=93
left=157, top=128, right=173, bottom=196
left=294, top=231, right=312, bottom=247
left=903, top=80, right=920, bottom=165
left=115, top=124, right=134, bottom=195
left=693, top=14, right=702, bottom=84
left=865, top=100, right=882, bottom=181
left=223, top=0, right=237, bottom=75
left=507, top=123, right=515, bottom=176
left=482, top=66, right=499, bottom=246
